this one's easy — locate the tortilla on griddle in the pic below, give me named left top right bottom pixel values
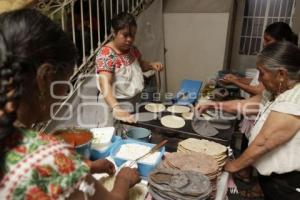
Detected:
left=182, top=112, right=194, bottom=120
left=192, top=118, right=219, bottom=137
left=167, top=105, right=191, bottom=113
left=160, top=115, right=185, bottom=129
left=145, top=103, right=166, bottom=112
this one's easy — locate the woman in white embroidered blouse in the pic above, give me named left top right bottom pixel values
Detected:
left=224, top=42, right=300, bottom=200
left=95, top=12, right=163, bottom=124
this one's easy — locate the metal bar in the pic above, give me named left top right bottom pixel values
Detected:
left=104, top=0, right=108, bottom=39
left=117, top=0, right=119, bottom=14
left=122, top=0, right=125, bottom=11
left=289, top=0, right=295, bottom=26
left=71, top=1, right=76, bottom=46
left=127, top=0, right=130, bottom=12
left=70, top=1, right=78, bottom=73
left=61, top=4, right=65, bottom=31
left=243, top=16, right=266, bottom=19
left=278, top=0, right=283, bottom=21
left=254, top=0, right=263, bottom=53
left=97, top=0, right=101, bottom=46
left=242, top=18, right=249, bottom=53
left=89, top=0, right=94, bottom=54
left=272, top=0, right=276, bottom=18
left=248, top=0, right=258, bottom=55
left=110, top=0, right=113, bottom=19
left=132, top=0, right=134, bottom=11
left=261, top=0, right=271, bottom=50
left=80, top=0, right=86, bottom=63
left=284, top=0, right=289, bottom=17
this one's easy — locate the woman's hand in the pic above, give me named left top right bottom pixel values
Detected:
left=113, top=108, right=136, bottom=123
left=224, top=74, right=238, bottom=80
left=117, top=167, right=141, bottom=188
left=150, top=62, right=164, bottom=71
left=224, top=160, right=239, bottom=173
left=220, top=74, right=239, bottom=84
left=195, top=102, right=217, bottom=113
left=89, top=159, right=116, bottom=175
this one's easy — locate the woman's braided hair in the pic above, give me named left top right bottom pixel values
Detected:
left=0, top=33, right=22, bottom=137
left=0, top=9, right=77, bottom=138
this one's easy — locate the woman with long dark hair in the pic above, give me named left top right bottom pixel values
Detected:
left=0, top=9, right=139, bottom=199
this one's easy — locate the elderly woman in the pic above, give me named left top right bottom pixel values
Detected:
left=224, top=42, right=300, bottom=200
left=96, top=12, right=163, bottom=124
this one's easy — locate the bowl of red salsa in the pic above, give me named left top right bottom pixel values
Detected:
left=52, top=128, right=93, bottom=159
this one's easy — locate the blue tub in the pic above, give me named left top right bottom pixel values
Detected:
left=126, top=127, right=151, bottom=142
left=110, top=139, right=165, bottom=177
left=90, top=135, right=121, bottom=160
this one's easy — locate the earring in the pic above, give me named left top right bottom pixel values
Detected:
left=277, top=82, right=282, bottom=95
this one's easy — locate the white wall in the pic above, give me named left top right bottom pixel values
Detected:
left=164, top=13, right=229, bottom=93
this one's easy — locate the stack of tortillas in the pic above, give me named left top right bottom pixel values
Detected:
left=160, top=152, right=218, bottom=199
left=145, top=103, right=166, bottom=113
left=149, top=168, right=211, bottom=200
left=177, top=138, right=228, bottom=174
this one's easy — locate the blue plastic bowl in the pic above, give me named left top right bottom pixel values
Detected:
left=126, top=127, right=151, bottom=142
left=90, top=135, right=121, bottom=160
left=110, top=139, right=165, bottom=177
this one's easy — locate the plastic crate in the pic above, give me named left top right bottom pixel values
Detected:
left=110, top=139, right=165, bottom=177
left=90, top=135, right=121, bottom=160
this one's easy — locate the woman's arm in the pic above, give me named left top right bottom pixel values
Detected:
left=221, top=74, right=264, bottom=95
left=139, top=59, right=163, bottom=72
left=222, top=74, right=252, bottom=85
left=98, top=72, right=135, bottom=123
left=225, top=111, right=300, bottom=173
left=196, top=94, right=262, bottom=115
left=231, top=80, right=264, bottom=95
left=236, top=77, right=252, bottom=85
left=98, top=72, right=118, bottom=108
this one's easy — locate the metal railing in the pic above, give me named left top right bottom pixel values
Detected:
left=35, top=0, right=152, bottom=86
left=31, top=0, right=154, bottom=130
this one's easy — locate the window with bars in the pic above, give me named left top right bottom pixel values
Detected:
left=239, top=0, right=295, bottom=55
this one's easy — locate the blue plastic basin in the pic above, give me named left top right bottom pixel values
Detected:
left=110, top=139, right=165, bottom=178
left=126, top=127, right=151, bottom=142
left=90, top=135, right=121, bottom=160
